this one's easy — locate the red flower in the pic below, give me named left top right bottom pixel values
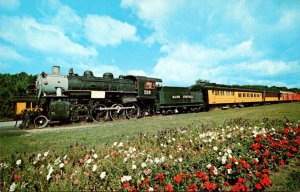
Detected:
left=165, top=184, right=174, bottom=192
left=291, top=147, right=298, bottom=152
left=255, top=172, right=261, bottom=177
left=255, top=183, right=263, bottom=190
left=262, top=151, right=269, bottom=158
left=204, top=182, right=217, bottom=191
left=255, top=134, right=262, bottom=142
left=143, top=178, right=150, bottom=186
left=130, top=187, right=136, bottom=192
left=187, top=184, right=198, bottom=192
left=14, top=174, right=21, bottom=181
left=110, top=151, right=118, bottom=157
left=279, top=160, right=286, bottom=166
left=154, top=185, right=159, bottom=189
left=251, top=143, right=260, bottom=149
left=230, top=157, right=236, bottom=163
left=79, top=158, right=84, bottom=164
left=260, top=174, right=271, bottom=187
left=73, top=179, right=79, bottom=185
left=163, top=163, right=169, bottom=169
left=223, top=181, right=230, bottom=187
left=225, top=163, right=232, bottom=169
left=194, top=171, right=208, bottom=181
left=286, top=152, right=293, bottom=157
left=238, top=177, right=245, bottom=184
left=261, top=169, right=269, bottom=174
left=174, top=175, right=181, bottom=184
left=252, top=159, right=258, bottom=165
left=122, top=182, right=130, bottom=188
left=154, top=173, right=164, bottom=180
left=55, top=174, right=61, bottom=181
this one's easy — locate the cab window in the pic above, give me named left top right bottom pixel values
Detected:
left=144, top=81, right=156, bottom=90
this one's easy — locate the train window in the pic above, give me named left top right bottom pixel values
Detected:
left=226, top=91, right=230, bottom=96
left=221, top=91, right=224, bottom=96
left=247, top=93, right=249, bottom=97
left=216, top=91, right=219, bottom=95
left=231, top=91, right=234, bottom=96
left=251, top=93, right=253, bottom=97
left=243, top=93, right=246, bottom=97
left=212, top=90, right=215, bottom=95
left=238, top=93, right=241, bottom=97
left=144, top=81, right=156, bottom=90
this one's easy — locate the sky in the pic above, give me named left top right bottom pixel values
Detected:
left=0, top=0, right=300, bottom=88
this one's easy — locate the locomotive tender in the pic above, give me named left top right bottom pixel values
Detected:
left=21, top=66, right=204, bottom=128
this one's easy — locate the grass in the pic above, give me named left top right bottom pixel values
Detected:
left=0, top=102, right=300, bottom=190
left=0, top=102, right=299, bottom=160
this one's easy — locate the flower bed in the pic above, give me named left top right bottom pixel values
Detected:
left=1, top=121, right=299, bottom=191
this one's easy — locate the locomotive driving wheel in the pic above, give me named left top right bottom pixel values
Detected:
left=109, top=104, right=126, bottom=121
left=70, top=104, right=89, bottom=123
left=92, top=104, right=108, bottom=122
left=34, top=115, right=49, bottom=128
left=126, top=103, right=140, bottom=119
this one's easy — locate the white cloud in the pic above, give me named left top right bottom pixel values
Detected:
left=84, top=15, right=139, bottom=46
left=233, top=60, right=292, bottom=76
left=0, top=16, right=97, bottom=57
left=0, top=45, right=28, bottom=61
left=0, top=0, right=19, bottom=10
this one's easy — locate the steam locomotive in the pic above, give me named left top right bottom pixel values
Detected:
left=17, top=66, right=204, bottom=128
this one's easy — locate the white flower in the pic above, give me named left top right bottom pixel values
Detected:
left=154, top=157, right=160, bottom=164
left=240, top=127, right=244, bottom=131
left=44, top=151, right=49, bottom=157
left=213, top=146, right=218, bottom=151
left=141, top=162, right=147, bottom=168
left=222, top=156, right=227, bottom=164
left=37, top=153, right=41, bottom=158
left=149, top=187, right=154, bottom=192
left=92, top=154, right=98, bottom=159
left=227, top=149, right=232, bottom=154
left=132, top=164, right=137, bottom=170
left=227, top=168, right=232, bottom=174
left=118, top=142, right=124, bottom=147
left=63, top=155, right=68, bottom=160
left=121, top=175, right=132, bottom=183
left=59, top=163, right=64, bottom=168
left=218, top=152, right=222, bottom=156
left=207, top=163, right=212, bottom=169
left=172, top=138, right=175, bottom=141
left=100, top=172, right=106, bottom=179
left=178, top=157, right=183, bottom=163
left=46, top=166, right=54, bottom=181
left=169, top=155, right=173, bottom=159
left=92, top=164, right=97, bottom=172
left=86, top=159, right=92, bottom=164
left=9, top=182, right=16, bottom=192
left=54, top=157, right=61, bottom=165
left=16, top=159, right=21, bottom=166
left=113, top=142, right=118, bottom=146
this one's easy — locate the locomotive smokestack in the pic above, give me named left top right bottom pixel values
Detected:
left=52, top=66, right=60, bottom=75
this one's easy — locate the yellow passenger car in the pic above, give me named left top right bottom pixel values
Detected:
left=206, top=87, right=263, bottom=106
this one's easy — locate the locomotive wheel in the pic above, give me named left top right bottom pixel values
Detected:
left=70, top=104, right=89, bottom=123
left=109, top=104, right=126, bottom=121
left=34, top=115, right=49, bottom=129
left=92, top=104, right=108, bottom=122
left=126, top=103, right=140, bottom=119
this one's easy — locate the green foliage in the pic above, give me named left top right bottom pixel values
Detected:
left=0, top=72, right=36, bottom=121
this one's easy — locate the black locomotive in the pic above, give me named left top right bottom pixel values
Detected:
left=18, top=66, right=204, bottom=128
